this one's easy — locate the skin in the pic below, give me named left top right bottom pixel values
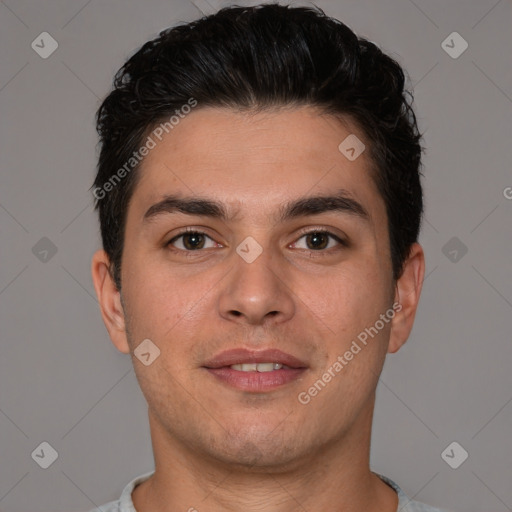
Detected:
left=92, top=106, right=425, bottom=512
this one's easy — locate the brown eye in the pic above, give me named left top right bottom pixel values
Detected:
left=292, top=230, right=345, bottom=251
left=305, top=232, right=330, bottom=250
left=168, top=231, right=216, bottom=251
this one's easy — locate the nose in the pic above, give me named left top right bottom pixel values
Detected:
left=217, top=242, right=295, bottom=326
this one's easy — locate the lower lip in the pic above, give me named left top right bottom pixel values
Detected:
left=205, top=367, right=306, bottom=392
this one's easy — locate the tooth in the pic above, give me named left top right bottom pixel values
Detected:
left=256, top=363, right=275, bottom=372
left=241, top=363, right=258, bottom=371
left=229, top=362, right=284, bottom=372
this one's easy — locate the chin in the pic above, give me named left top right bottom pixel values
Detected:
left=210, top=429, right=307, bottom=472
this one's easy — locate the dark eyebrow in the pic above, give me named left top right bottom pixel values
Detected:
left=277, top=189, right=369, bottom=223
left=143, top=195, right=230, bottom=222
left=142, top=189, right=370, bottom=224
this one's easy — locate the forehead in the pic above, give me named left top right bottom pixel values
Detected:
left=129, top=106, right=385, bottom=225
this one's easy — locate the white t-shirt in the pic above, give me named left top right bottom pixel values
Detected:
left=90, top=471, right=452, bottom=512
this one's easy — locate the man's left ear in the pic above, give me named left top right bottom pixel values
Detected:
left=388, top=242, right=425, bottom=354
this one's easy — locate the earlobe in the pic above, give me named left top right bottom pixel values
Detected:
left=388, top=243, right=425, bottom=354
left=91, top=250, right=130, bottom=354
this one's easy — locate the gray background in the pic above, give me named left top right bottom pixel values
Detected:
left=0, top=0, right=511, bottom=510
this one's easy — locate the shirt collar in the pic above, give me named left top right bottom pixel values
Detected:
left=118, top=470, right=411, bottom=511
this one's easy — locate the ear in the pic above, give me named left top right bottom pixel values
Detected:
left=388, top=243, right=425, bottom=354
left=91, top=249, right=130, bottom=354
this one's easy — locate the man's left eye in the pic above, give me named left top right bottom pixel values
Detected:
left=291, top=230, right=345, bottom=251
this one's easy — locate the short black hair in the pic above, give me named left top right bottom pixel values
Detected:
left=93, top=2, right=424, bottom=290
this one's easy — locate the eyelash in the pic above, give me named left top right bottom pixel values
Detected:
left=166, top=227, right=347, bottom=257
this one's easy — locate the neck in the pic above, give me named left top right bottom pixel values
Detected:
left=132, top=397, right=397, bottom=512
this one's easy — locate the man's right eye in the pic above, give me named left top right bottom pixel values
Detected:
left=167, top=230, right=220, bottom=251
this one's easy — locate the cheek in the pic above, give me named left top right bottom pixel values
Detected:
left=121, top=258, right=179, bottom=336
left=122, top=255, right=214, bottom=354
left=315, top=262, right=391, bottom=334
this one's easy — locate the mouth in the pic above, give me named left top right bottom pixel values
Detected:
left=202, top=348, right=308, bottom=392
left=229, top=362, right=291, bottom=372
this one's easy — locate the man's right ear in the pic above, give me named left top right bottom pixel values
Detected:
left=91, top=250, right=130, bottom=354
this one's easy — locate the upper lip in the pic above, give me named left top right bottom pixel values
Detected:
left=203, top=348, right=308, bottom=369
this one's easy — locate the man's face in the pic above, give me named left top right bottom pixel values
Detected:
left=109, top=106, right=401, bottom=468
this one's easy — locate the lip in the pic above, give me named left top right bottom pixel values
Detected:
left=202, top=348, right=308, bottom=369
left=202, top=348, right=308, bottom=393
